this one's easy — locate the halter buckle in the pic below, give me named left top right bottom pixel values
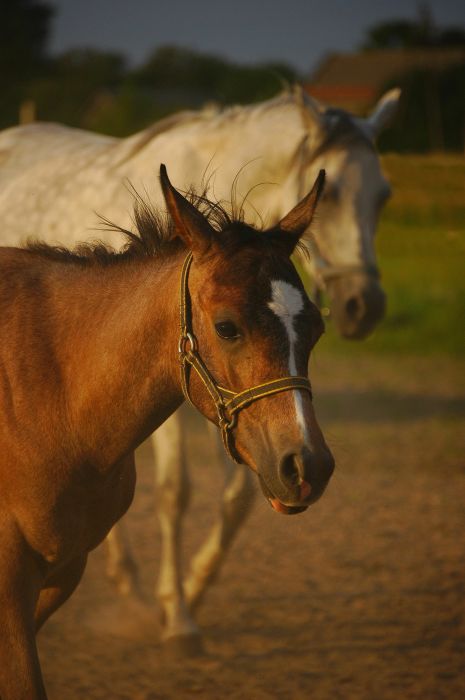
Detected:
left=217, top=404, right=236, bottom=432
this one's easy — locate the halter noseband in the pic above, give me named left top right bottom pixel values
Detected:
left=178, top=252, right=312, bottom=464
left=310, top=256, right=380, bottom=309
left=316, top=260, right=380, bottom=284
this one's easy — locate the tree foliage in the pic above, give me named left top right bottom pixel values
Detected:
left=0, top=20, right=297, bottom=135
left=378, top=63, right=465, bottom=153
left=0, top=1, right=463, bottom=151
left=28, top=49, right=127, bottom=127
left=0, top=0, right=54, bottom=78
left=363, top=5, right=465, bottom=49
left=364, top=7, right=465, bottom=152
left=133, top=45, right=296, bottom=106
left=0, top=0, right=54, bottom=126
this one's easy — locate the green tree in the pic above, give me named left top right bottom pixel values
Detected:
left=28, top=48, right=127, bottom=126
left=0, top=0, right=54, bottom=126
left=133, top=45, right=297, bottom=109
left=378, top=64, right=465, bottom=153
left=363, top=6, right=465, bottom=152
left=363, top=4, right=465, bottom=50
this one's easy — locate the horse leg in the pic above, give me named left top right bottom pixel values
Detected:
left=183, top=420, right=256, bottom=612
left=105, top=520, right=141, bottom=597
left=34, top=554, right=88, bottom=632
left=152, top=412, right=201, bottom=653
left=0, top=515, right=47, bottom=700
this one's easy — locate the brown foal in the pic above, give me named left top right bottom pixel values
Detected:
left=0, top=165, right=334, bottom=699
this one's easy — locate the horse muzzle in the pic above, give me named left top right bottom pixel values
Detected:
left=327, top=273, right=386, bottom=340
left=258, top=445, right=335, bottom=515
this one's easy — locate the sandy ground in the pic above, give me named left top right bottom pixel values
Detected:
left=38, top=354, right=465, bottom=700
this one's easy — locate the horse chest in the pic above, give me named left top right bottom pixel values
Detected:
left=16, top=454, right=137, bottom=567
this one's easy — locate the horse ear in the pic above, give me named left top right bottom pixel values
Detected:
left=159, top=164, right=215, bottom=255
left=367, top=88, right=401, bottom=138
left=294, top=84, right=324, bottom=131
left=277, top=170, right=325, bottom=254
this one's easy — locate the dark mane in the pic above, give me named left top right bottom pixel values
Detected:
left=24, top=186, right=239, bottom=266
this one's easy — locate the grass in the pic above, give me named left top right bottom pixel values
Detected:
left=309, top=153, right=465, bottom=358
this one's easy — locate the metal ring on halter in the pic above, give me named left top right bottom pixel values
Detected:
left=218, top=404, right=236, bottom=432
left=178, top=331, right=198, bottom=356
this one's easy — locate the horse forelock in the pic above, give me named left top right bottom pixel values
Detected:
left=311, top=108, right=374, bottom=161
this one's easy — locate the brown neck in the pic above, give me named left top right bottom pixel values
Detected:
left=52, top=252, right=185, bottom=467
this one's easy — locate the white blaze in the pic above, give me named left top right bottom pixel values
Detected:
left=268, top=280, right=308, bottom=439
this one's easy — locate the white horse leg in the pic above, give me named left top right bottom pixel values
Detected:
left=105, top=520, right=140, bottom=597
left=152, top=411, right=201, bottom=651
left=183, top=420, right=256, bottom=612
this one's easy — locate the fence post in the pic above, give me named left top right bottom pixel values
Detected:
left=19, top=100, right=36, bottom=124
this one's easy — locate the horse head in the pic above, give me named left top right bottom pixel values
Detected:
left=160, top=165, right=334, bottom=514
left=297, top=87, right=400, bottom=339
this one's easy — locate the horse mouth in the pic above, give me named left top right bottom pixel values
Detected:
left=269, top=498, right=309, bottom=515
left=258, top=474, right=310, bottom=516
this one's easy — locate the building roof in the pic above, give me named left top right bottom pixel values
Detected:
left=306, top=48, right=465, bottom=111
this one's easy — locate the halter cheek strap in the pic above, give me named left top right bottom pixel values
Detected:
left=310, top=258, right=380, bottom=308
left=178, top=252, right=312, bottom=464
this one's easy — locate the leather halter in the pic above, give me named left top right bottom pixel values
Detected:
left=311, top=257, right=380, bottom=309
left=316, top=260, right=380, bottom=284
left=178, top=252, right=312, bottom=464
left=293, top=118, right=380, bottom=304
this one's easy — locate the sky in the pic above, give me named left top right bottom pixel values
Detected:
left=49, top=0, right=465, bottom=76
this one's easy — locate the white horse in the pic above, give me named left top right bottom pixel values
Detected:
left=0, top=86, right=399, bottom=652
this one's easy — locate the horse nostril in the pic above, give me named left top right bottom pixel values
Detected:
left=279, top=453, right=301, bottom=489
left=345, top=295, right=363, bottom=321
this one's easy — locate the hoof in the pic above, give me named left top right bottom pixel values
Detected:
left=162, top=632, right=205, bottom=658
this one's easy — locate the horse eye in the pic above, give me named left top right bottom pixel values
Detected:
left=215, top=321, right=240, bottom=340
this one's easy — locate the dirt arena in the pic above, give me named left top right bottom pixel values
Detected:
left=38, top=354, right=465, bottom=700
